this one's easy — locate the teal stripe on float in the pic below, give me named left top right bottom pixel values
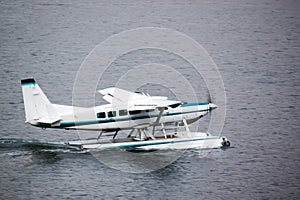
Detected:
left=92, top=136, right=219, bottom=149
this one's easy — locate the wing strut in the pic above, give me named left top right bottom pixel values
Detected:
left=152, top=108, right=165, bottom=135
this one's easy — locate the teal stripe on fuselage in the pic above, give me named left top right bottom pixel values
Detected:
left=181, top=102, right=209, bottom=107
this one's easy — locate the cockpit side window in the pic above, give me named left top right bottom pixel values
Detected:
left=129, top=110, right=142, bottom=115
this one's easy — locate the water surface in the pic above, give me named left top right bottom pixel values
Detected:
left=0, top=0, right=299, bottom=199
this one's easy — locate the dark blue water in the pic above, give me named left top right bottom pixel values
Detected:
left=0, top=0, right=299, bottom=199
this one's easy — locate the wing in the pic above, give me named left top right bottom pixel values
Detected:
left=98, top=87, right=147, bottom=104
left=98, top=87, right=181, bottom=110
left=129, top=99, right=181, bottom=111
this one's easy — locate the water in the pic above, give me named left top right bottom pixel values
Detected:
left=0, top=0, right=299, bottom=199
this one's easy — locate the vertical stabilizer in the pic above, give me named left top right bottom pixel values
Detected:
left=21, top=78, right=60, bottom=124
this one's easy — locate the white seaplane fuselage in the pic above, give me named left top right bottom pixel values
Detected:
left=54, top=102, right=212, bottom=131
left=21, top=78, right=230, bottom=150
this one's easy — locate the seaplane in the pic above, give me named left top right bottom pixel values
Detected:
left=21, top=78, right=230, bottom=150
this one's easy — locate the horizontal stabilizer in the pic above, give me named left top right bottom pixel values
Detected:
left=37, top=117, right=61, bottom=124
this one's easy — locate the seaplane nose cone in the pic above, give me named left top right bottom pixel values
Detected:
left=209, top=103, right=218, bottom=110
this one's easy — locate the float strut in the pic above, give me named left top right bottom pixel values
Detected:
left=113, top=130, right=119, bottom=139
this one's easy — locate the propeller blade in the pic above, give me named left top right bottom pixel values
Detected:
left=207, top=93, right=212, bottom=103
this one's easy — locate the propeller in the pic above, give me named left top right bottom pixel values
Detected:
left=207, top=93, right=212, bottom=104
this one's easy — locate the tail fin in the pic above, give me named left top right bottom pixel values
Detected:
left=21, top=78, right=61, bottom=125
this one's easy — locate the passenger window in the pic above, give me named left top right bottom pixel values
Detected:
left=129, top=110, right=142, bottom=115
left=145, top=109, right=155, bottom=112
left=97, top=112, right=106, bottom=118
left=119, top=109, right=128, bottom=116
left=107, top=111, right=116, bottom=118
